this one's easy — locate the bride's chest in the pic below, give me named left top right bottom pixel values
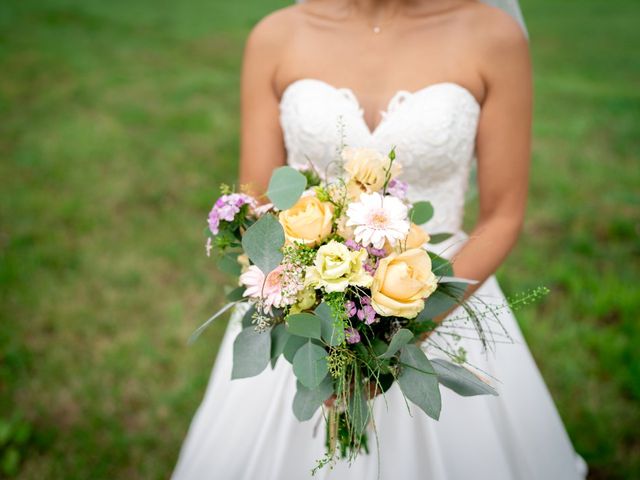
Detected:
left=279, top=79, right=481, bottom=180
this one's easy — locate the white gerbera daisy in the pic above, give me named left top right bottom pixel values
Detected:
left=346, top=192, right=410, bottom=249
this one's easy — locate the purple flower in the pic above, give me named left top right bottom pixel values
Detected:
left=346, top=296, right=379, bottom=325
left=387, top=178, right=408, bottom=199
left=345, top=239, right=361, bottom=251
left=357, top=304, right=377, bottom=325
left=207, top=193, right=256, bottom=235
left=208, top=210, right=220, bottom=235
left=345, top=300, right=358, bottom=317
left=345, top=327, right=361, bottom=344
left=366, top=246, right=387, bottom=258
left=363, top=262, right=376, bottom=275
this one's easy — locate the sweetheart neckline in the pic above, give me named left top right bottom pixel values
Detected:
left=279, top=78, right=481, bottom=136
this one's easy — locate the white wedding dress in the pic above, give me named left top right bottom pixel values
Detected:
left=172, top=79, right=587, bottom=479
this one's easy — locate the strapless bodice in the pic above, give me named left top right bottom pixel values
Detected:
left=279, top=78, right=481, bottom=233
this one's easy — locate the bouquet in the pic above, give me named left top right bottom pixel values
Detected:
left=195, top=146, right=542, bottom=471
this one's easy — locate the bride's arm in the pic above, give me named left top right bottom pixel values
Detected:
left=238, top=13, right=290, bottom=197
left=451, top=15, right=532, bottom=294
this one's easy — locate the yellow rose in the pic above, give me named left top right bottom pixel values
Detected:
left=305, top=240, right=373, bottom=293
left=384, top=223, right=431, bottom=253
left=279, top=195, right=334, bottom=246
left=342, top=147, right=401, bottom=199
left=371, top=248, right=437, bottom=319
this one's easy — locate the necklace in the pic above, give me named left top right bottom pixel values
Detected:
left=361, top=7, right=399, bottom=35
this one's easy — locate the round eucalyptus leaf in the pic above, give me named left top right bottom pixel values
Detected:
left=267, top=166, right=307, bottom=210
left=231, top=327, right=271, bottom=379
left=409, top=201, right=434, bottom=225
left=292, top=340, right=329, bottom=389
left=241, top=214, right=284, bottom=275
left=398, top=344, right=441, bottom=420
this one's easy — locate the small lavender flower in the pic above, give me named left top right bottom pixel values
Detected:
left=344, top=239, right=361, bottom=251
left=363, top=262, right=376, bottom=275
left=345, top=300, right=358, bottom=317
left=387, top=178, right=408, bottom=199
left=207, top=193, right=255, bottom=235
left=366, top=246, right=387, bottom=258
left=345, top=327, right=361, bottom=344
left=357, top=297, right=377, bottom=325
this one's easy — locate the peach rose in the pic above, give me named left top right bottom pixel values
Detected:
left=384, top=223, right=431, bottom=253
left=371, top=248, right=437, bottom=319
left=278, top=195, right=334, bottom=246
left=342, top=147, right=401, bottom=199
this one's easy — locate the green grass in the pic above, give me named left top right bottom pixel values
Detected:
left=0, top=0, right=638, bottom=478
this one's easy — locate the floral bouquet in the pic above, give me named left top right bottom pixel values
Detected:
left=195, top=146, right=536, bottom=471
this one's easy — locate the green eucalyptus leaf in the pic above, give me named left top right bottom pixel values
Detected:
left=292, top=376, right=334, bottom=421
left=428, top=233, right=453, bottom=244
left=267, top=166, right=307, bottom=210
left=379, top=328, right=414, bottom=359
left=287, top=313, right=322, bottom=340
left=189, top=302, right=237, bottom=344
left=416, top=290, right=458, bottom=321
left=292, top=340, right=329, bottom=389
left=431, top=359, right=497, bottom=397
left=241, top=304, right=256, bottom=329
left=231, top=327, right=271, bottom=379
left=283, top=335, right=307, bottom=363
left=315, top=302, right=343, bottom=346
left=410, top=201, right=434, bottom=224
left=241, top=214, right=284, bottom=274
left=217, top=253, right=242, bottom=276
left=398, top=344, right=441, bottom=420
left=226, top=286, right=245, bottom=302
left=270, top=324, right=290, bottom=368
left=428, top=251, right=454, bottom=277
left=439, top=281, right=468, bottom=300
left=347, top=370, right=370, bottom=438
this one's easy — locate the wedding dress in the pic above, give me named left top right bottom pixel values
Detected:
left=172, top=79, right=587, bottom=479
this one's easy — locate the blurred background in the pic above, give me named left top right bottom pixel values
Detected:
left=0, top=0, right=638, bottom=478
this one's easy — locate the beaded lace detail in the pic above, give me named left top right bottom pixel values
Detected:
left=279, top=78, right=481, bottom=233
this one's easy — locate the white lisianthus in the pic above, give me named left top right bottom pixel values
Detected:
left=346, top=192, right=410, bottom=249
left=305, top=240, right=373, bottom=293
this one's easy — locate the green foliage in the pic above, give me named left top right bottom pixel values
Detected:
left=231, top=327, right=271, bottom=379
left=241, top=214, right=285, bottom=274
left=266, top=166, right=307, bottom=210
left=378, top=329, right=413, bottom=359
left=409, top=201, right=434, bottom=225
left=292, top=341, right=329, bottom=389
left=292, top=377, right=333, bottom=422
left=315, top=302, right=344, bottom=346
left=282, top=335, right=308, bottom=364
left=398, top=345, right=441, bottom=420
left=431, top=359, right=497, bottom=397
left=282, top=243, right=317, bottom=267
left=286, top=313, right=322, bottom=340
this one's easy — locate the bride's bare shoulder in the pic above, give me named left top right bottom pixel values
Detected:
left=460, top=2, right=528, bottom=54
left=244, top=5, right=306, bottom=53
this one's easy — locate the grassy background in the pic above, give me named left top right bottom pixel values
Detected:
left=0, top=0, right=638, bottom=478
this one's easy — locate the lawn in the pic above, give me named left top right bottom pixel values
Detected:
left=0, top=0, right=638, bottom=478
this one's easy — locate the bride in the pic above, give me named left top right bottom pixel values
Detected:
left=172, top=1, right=587, bottom=478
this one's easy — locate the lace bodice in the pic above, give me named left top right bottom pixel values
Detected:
left=279, top=79, right=481, bottom=233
